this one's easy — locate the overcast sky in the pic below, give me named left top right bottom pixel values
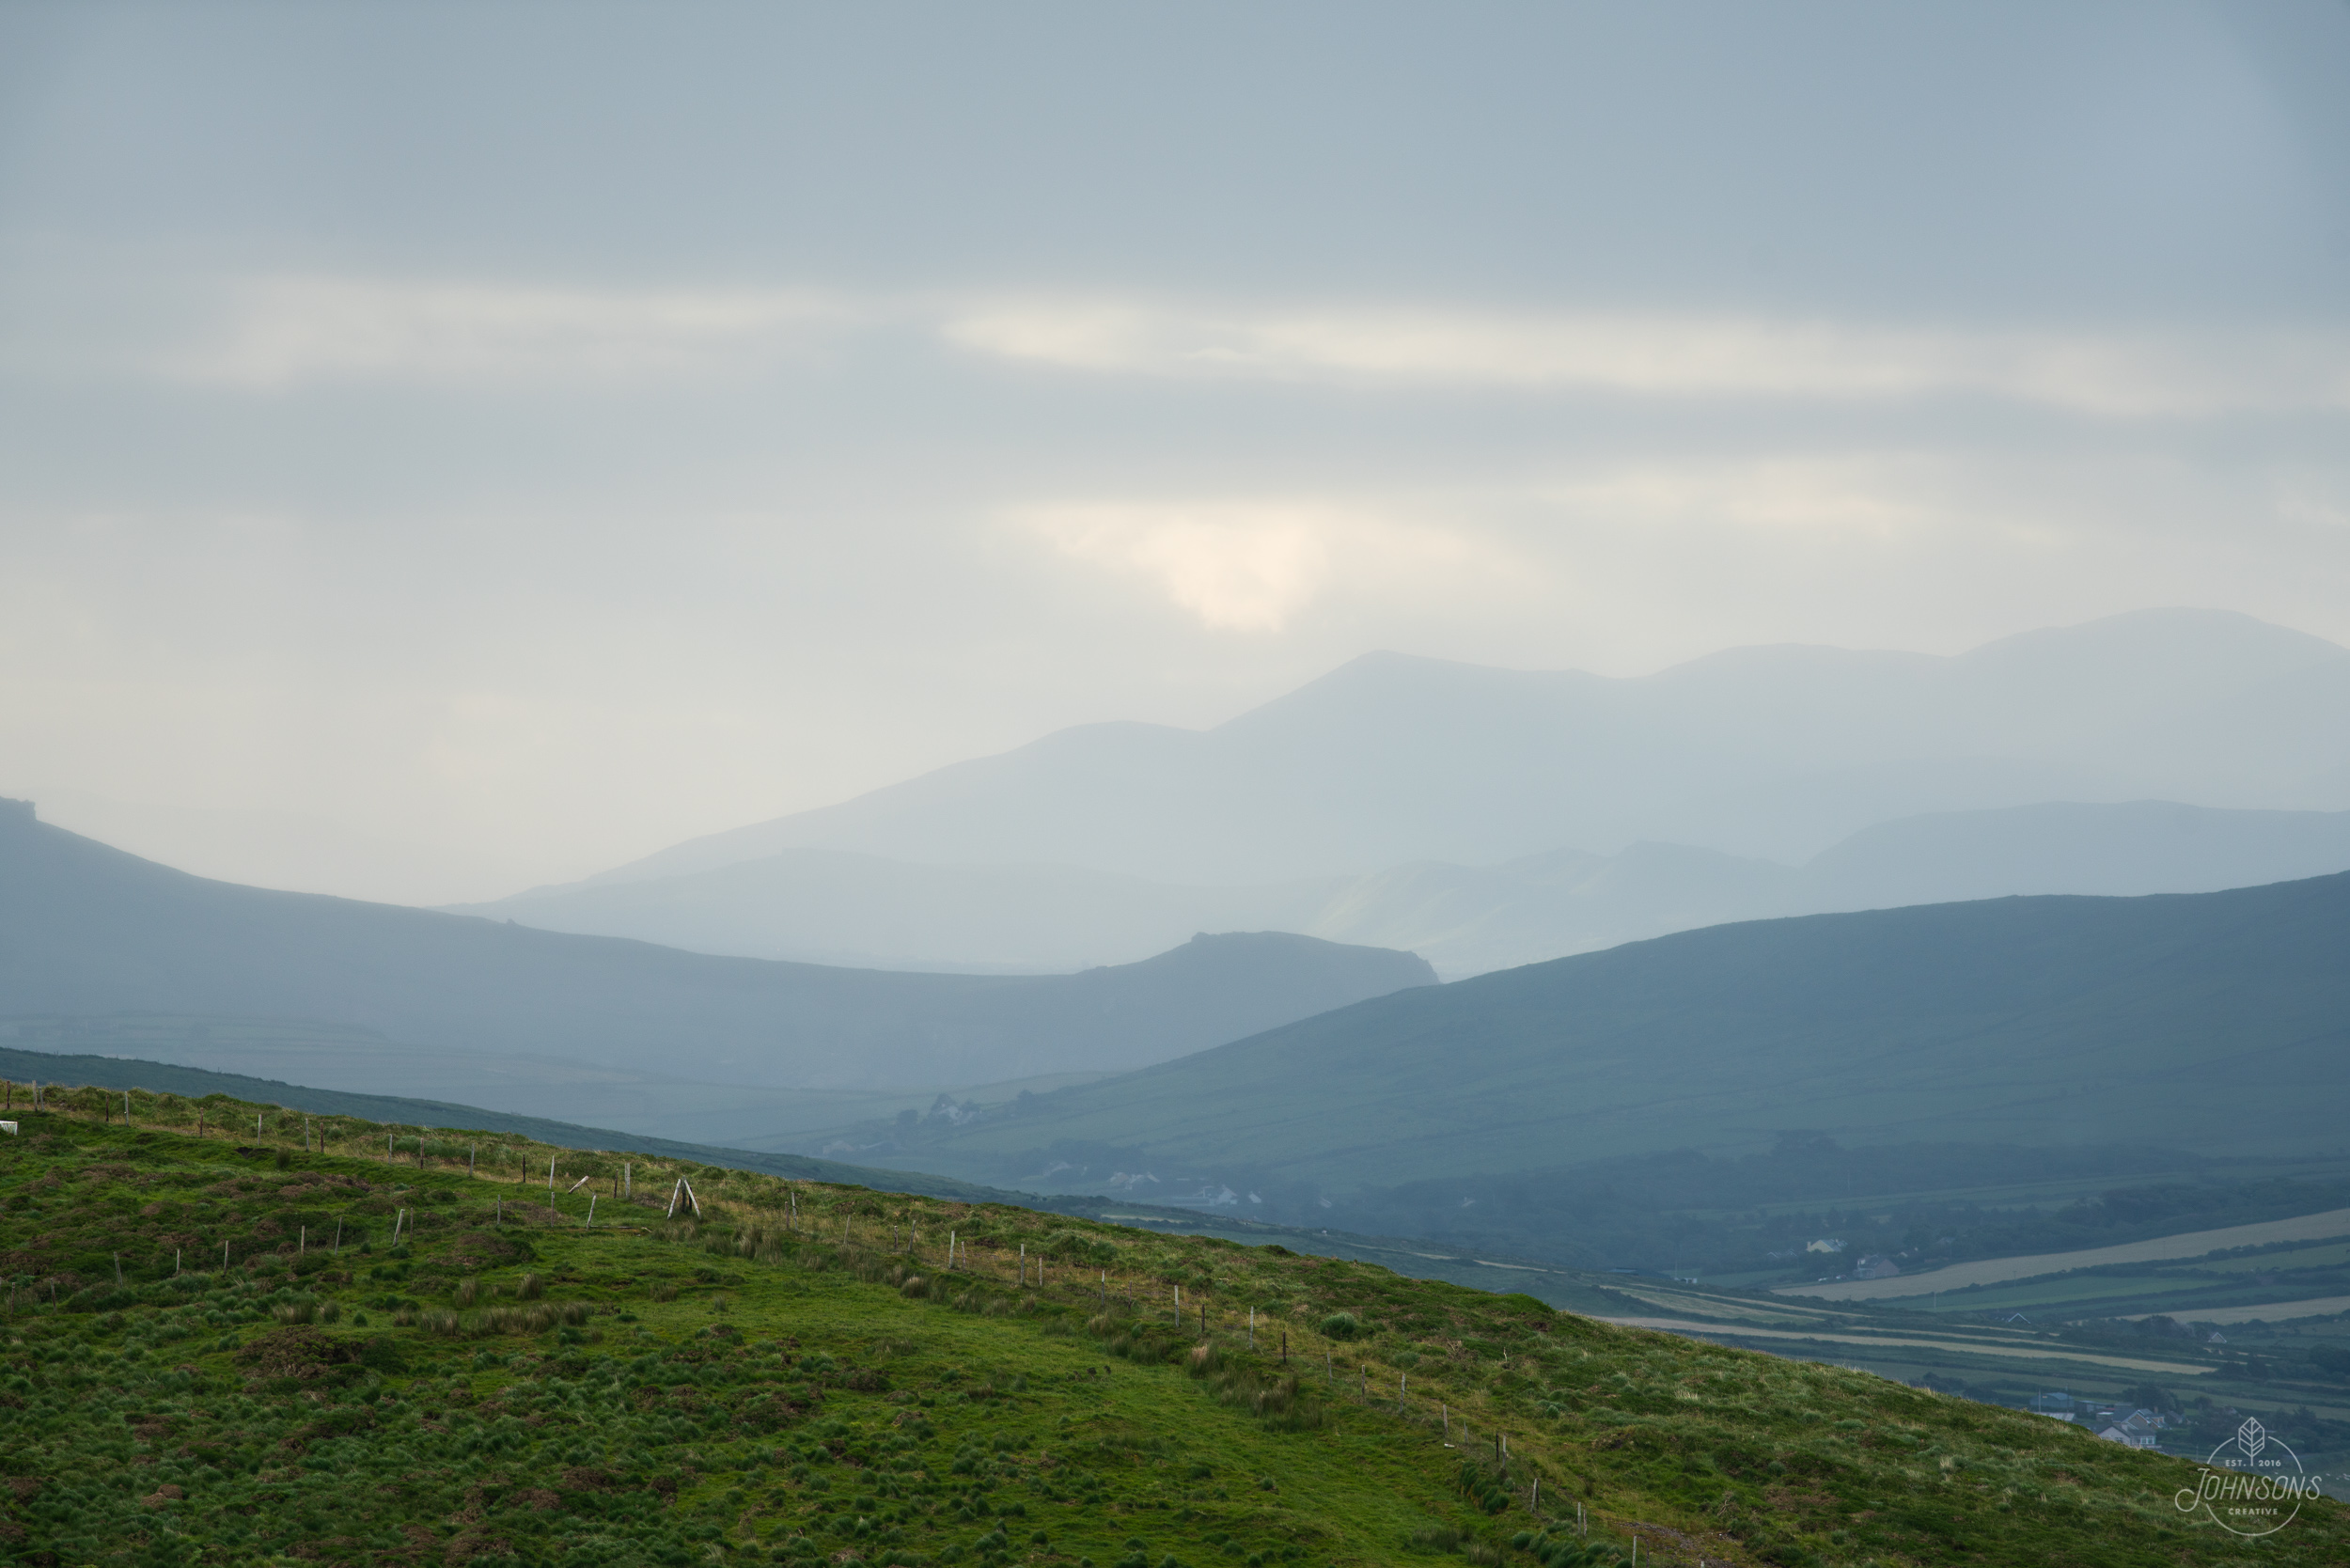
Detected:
left=3, top=1, right=2347, bottom=902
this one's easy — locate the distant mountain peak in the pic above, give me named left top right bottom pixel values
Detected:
left=538, top=607, right=2350, bottom=893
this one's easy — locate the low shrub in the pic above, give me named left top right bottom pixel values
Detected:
left=1457, top=1461, right=1511, bottom=1515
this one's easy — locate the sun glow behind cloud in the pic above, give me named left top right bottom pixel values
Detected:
left=1014, top=500, right=1512, bottom=633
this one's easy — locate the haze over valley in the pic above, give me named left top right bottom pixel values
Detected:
left=8, top=9, right=2350, bottom=1556
left=9, top=604, right=2350, bottom=1169
left=457, top=610, right=2350, bottom=976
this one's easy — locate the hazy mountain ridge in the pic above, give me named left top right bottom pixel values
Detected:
left=1332, top=800, right=2350, bottom=975
left=456, top=847, right=1345, bottom=973
left=0, top=798, right=1435, bottom=1096
left=569, top=609, right=2350, bottom=891
left=462, top=799, right=2350, bottom=979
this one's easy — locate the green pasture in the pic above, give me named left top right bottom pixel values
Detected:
left=4, top=1087, right=2349, bottom=1567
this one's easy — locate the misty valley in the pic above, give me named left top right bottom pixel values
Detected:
left=8, top=610, right=2350, bottom=1567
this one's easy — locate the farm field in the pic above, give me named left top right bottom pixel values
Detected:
left=1861, top=1265, right=2350, bottom=1325
left=1780, top=1209, right=2350, bottom=1302
left=2201, top=1241, right=2350, bottom=1274
left=2129, top=1296, right=2350, bottom=1326
left=8, top=1080, right=2346, bottom=1565
left=1595, top=1320, right=2219, bottom=1380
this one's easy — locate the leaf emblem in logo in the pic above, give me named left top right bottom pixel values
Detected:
left=2236, top=1418, right=2266, bottom=1460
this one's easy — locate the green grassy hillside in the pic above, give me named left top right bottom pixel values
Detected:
left=0, top=799, right=1434, bottom=1094
left=0, top=1043, right=1076, bottom=1212
left=4, top=1081, right=2343, bottom=1566
left=874, top=874, right=2350, bottom=1210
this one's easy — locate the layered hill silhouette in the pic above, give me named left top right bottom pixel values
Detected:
left=873, top=871, right=2350, bottom=1208
left=563, top=608, right=2350, bottom=890
left=0, top=798, right=1434, bottom=1094
left=461, top=799, right=2350, bottom=978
